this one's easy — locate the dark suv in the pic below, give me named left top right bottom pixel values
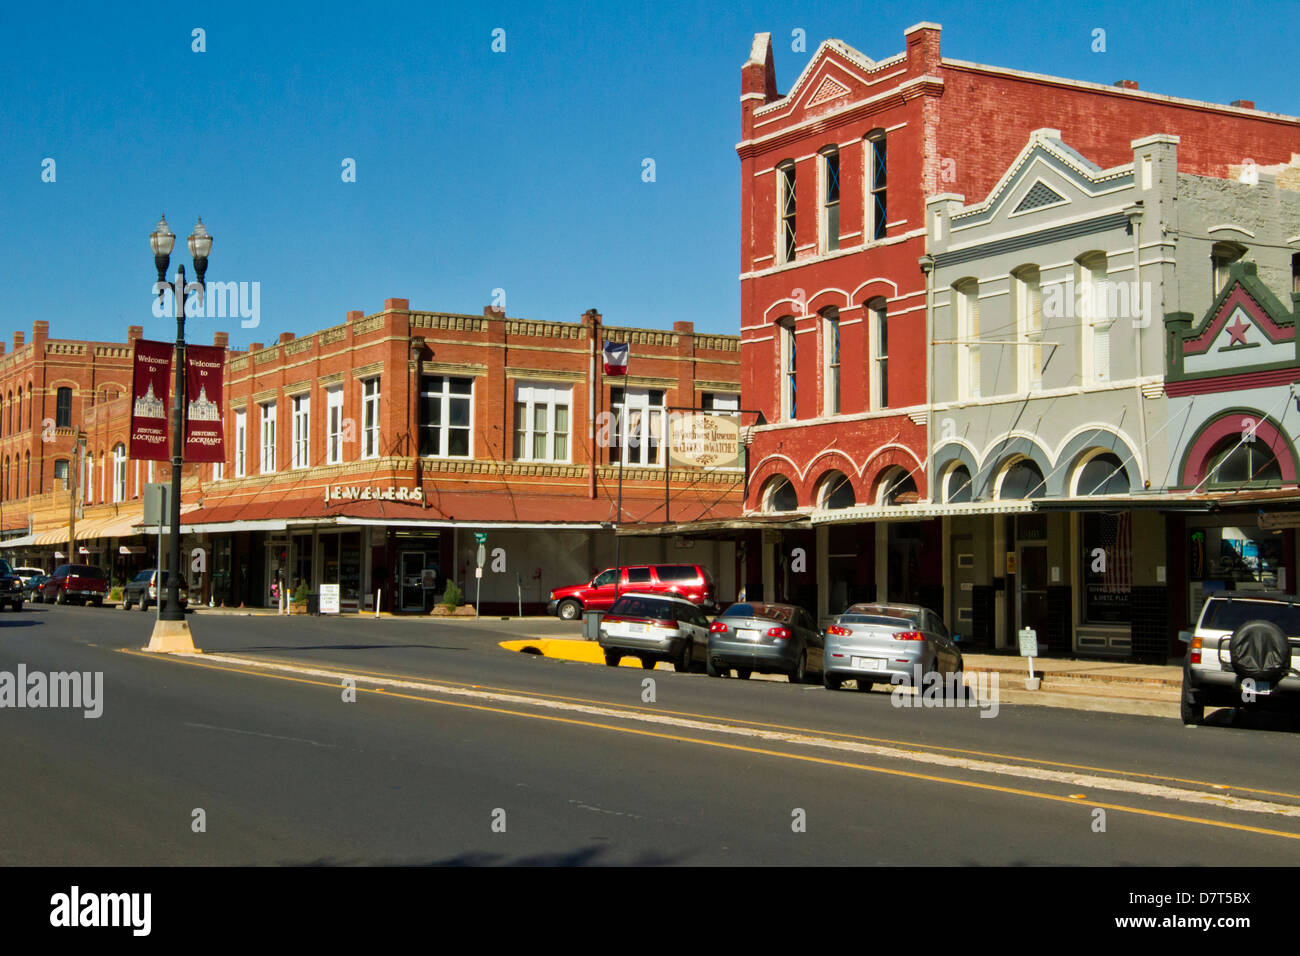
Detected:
left=548, top=564, right=716, bottom=621
left=0, top=559, right=25, bottom=611
left=1181, top=592, right=1300, bottom=725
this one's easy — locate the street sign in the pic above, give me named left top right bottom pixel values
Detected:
left=476, top=544, right=486, bottom=568
left=473, top=532, right=487, bottom=544
left=144, top=483, right=170, bottom=526
left=1018, top=628, right=1039, bottom=657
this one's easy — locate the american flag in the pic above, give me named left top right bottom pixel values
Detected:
left=1101, top=512, right=1132, bottom=594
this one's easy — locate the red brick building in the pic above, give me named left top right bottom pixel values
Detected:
left=737, top=23, right=1300, bottom=618
left=180, top=301, right=743, bottom=612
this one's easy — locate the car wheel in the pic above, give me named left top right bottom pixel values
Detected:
left=1180, top=681, right=1204, bottom=726
left=55, top=588, right=65, bottom=605
left=707, top=659, right=727, bottom=678
left=673, top=640, right=693, bottom=673
left=139, top=596, right=150, bottom=612
left=603, top=649, right=622, bottom=667
left=736, top=668, right=751, bottom=680
left=122, top=596, right=132, bottom=610
left=856, top=679, right=873, bottom=692
left=823, top=671, right=842, bottom=690
left=92, top=598, right=102, bottom=608
left=788, top=650, right=807, bottom=684
left=557, top=600, right=581, bottom=622
left=640, top=657, right=656, bottom=670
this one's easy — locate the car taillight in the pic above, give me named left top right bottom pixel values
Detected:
left=767, top=626, right=790, bottom=640
left=1190, top=636, right=1202, bottom=665
left=826, top=625, right=851, bottom=637
left=654, top=618, right=679, bottom=631
left=709, top=621, right=727, bottom=633
left=892, top=630, right=926, bottom=641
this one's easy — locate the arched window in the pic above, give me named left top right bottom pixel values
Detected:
left=56, top=387, right=72, bottom=428
left=85, top=453, right=94, bottom=505
left=113, top=444, right=127, bottom=503
left=878, top=466, right=917, bottom=505
left=1076, top=452, right=1130, bottom=496
left=1211, top=241, right=1247, bottom=295
left=15, top=388, right=21, bottom=434
left=817, top=471, right=855, bottom=509
left=999, top=458, right=1046, bottom=499
left=944, top=464, right=973, bottom=503
left=24, top=451, right=30, bottom=499
left=1204, top=437, right=1281, bottom=487
left=763, top=476, right=799, bottom=513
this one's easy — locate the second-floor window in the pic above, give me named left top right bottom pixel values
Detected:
left=54, top=459, right=68, bottom=490
left=260, top=402, right=276, bottom=473
left=362, top=377, right=380, bottom=459
left=1078, top=253, right=1110, bottom=384
left=234, top=409, right=246, bottom=477
left=780, top=319, right=797, bottom=421
left=823, top=309, right=841, bottom=415
left=868, top=130, right=887, bottom=241
left=514, top=383, right=571, bottom=462
left=419, top=375, right=472, bottom=458
left=326, top=387, right=344, bottom=465
left=1014, top=265, right=1043, bottom=391
left=113, top=444, right=126, bottom=502
left=822, top=148, right=840, bottom=252
left=292, top=394, right=310, bottom=469
left=611, top=387, right=664, bottom=466
left=955, top=281, right=981, bottom=400
left=56, top=387, right=72, bottom=428
left=778, top=162, right=796, bottom=263
left=867, top=298, right=889, bottom=409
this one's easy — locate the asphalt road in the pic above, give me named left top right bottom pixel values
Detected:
left=3, top=604, right=1299, bottom=866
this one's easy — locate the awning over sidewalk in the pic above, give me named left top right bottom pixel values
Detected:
left=812, top=500, right=1035, bottom=524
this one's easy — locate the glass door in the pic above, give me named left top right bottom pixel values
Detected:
left=399, top=552, right=425, bottom=611
left=1017, top=542, right=1049, bottom=648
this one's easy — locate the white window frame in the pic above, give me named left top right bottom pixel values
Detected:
left=1014, top=266, right=1043, bottom=392
left=777, top=162, right=796, bottom=265
left=85, top=454, right=93, bottom=505
left=820, top=147, right=840, bottom=254
left=112, top=444, right=126, bottom=503
left=867, top=299, right=889, bottom=411
left=867, top=130, right=887, bottom=242
left=292, top=394, right=310, bottom=470
left=955, top=281, right=981, bottom=400
left=822, top=309, right=841, bottom=415
left=513, top=382, right=572, bottom=463
left=233, top=410, right=246, bottom=478
left=419, top=375, right=474, bottom=459
left=611, top=387, right=666, bottom=467
left=326, top=386, right=344, bottom=465
left=1077, top=254, right=1111, bottom=385
left=260, top=401, right=277, bottom=474
left=362, top=377, right=381, bottom=460
left=779, top=319, right=797, bottom=421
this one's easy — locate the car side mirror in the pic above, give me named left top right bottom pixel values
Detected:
left=1177, top=630, right=1192, bottom=645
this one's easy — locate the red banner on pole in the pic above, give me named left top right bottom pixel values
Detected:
left=184, top=344, right=226, bottom=462
left=130, top=340, right=173, bottom=461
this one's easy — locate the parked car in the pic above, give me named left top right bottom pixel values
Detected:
left=22, top=574, right=48, bottom=601
left=706, top=601, right=823, bottom=682
left=1180, top=592, right=1300, bottom=726
left=0, top=559, right=25, bottom=611
left=12, top=566, right=45, bottom=586
left=597, top=593, right=710, bottom=671
left=43, top=564, right=109, bottom=606
left=549, top=564, right=717, bottom=621
left=822, top=603, right=962, bottom=692
left=122, top=569, right=189, bottom=612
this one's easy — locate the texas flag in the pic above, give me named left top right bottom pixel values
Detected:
left=603, top=340, right=629, bottom=376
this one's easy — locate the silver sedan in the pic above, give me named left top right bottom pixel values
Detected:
left=822, top=603, right=962, bottom=692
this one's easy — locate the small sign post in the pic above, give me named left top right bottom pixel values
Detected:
left=1018, top=627, right=1040, bottom=690
left=475, top=538, right=486, bottom=618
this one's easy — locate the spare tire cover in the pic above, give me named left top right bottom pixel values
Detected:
left=1229, top=619, right=1291, bottom=684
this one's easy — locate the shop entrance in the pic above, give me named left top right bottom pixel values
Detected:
left=1017, top=541, right=1049, bottom=645
left=399, top=552, right=426, bottom=611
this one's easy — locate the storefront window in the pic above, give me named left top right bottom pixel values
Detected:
left=1081, top=513, right=1131, bottom=624
left=1188, top=524, right=1284, bottom=589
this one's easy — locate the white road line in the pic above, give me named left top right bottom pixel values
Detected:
left=182, top=653, right=1300, bottom=821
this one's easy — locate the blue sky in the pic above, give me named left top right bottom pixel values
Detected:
left=2, top=0, right=1297, bottom=346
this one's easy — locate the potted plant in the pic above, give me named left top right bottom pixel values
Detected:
left=291, top=580, right=308, bottom=614
left=432, top=579, right=462, bottom=616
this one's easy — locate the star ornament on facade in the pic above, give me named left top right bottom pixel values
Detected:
left=1225, top=316, right=1251, bottom=347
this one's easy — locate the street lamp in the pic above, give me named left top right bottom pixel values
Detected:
left=146, top=214, right=210, bottom=651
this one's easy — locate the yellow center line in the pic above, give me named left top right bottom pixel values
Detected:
left=126, top=650, right=1300, bottom=842
left=172, top=649, right=1300, bottom=803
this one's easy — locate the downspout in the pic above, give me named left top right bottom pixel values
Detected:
left=1126, top=201, right=1150, bottom=489
left=919, top=254, right=936, bottom=501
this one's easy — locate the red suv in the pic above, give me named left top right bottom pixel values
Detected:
left=548, top=564, right=716, bottom=621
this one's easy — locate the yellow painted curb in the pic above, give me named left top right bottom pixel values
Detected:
left=499, top=638, right=659, bottom=668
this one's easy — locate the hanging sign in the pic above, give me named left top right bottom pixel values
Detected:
left=130, top=340, right=173, bottom=461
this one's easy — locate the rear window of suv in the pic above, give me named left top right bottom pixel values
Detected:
left=655, top=565, right=701, bottom=583
left=1201, top=598, right=1300, bottom=636
left=68, top=566, right=105, bottom=578
left=609, top=596, right=676, bottom=619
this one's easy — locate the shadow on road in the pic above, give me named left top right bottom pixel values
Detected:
left=286, top=844, right=691, bottom=866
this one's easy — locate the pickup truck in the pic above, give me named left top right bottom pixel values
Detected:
left=0, top=559, right=25, bottom=611
left=43, top=564, right=109, bottom=607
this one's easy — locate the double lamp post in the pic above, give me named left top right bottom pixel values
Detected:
left=145, top=214, right=210, bottom=648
